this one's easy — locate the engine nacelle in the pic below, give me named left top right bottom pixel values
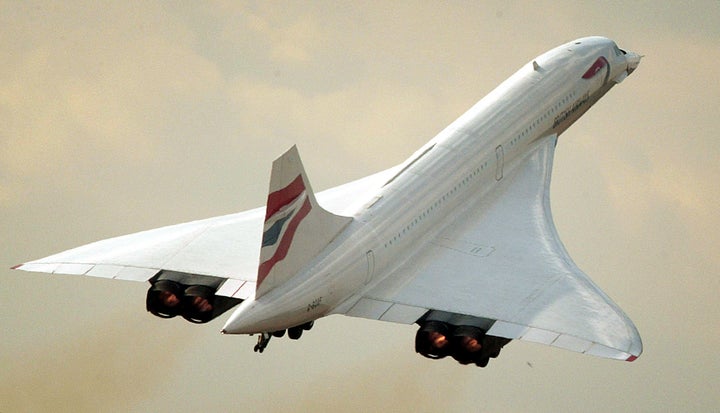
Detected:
left=146, top=271, right=243, bottom=324
left=146, top=280, right=184, bottom=318
left=181, top=285, right=216, bottom=324
left=450, top=325, right=486, bottom=365
left=415, top=320, right=452, bottom=359
left=415, top=311, right=511, bottom=367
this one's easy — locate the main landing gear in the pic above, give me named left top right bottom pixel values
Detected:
left=252, top=321, right=315, bottom=353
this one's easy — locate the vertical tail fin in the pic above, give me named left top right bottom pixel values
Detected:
left=256, top=145, right=352, bottom=298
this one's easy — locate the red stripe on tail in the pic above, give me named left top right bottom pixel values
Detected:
left=265, top=175, right=305, bottom=220
left=257, top=197, right=312, bottom=286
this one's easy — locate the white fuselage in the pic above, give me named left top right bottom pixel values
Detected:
left=223, top=37, right=638, bottom=334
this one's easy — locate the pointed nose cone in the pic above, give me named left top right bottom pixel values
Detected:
left=625, top=51, right=642, bottom=74
left=221, top=300, right=259, bottom=334
left=221, top=298, right=284, bottom=335
left=626, top=318, right=643, bottom=361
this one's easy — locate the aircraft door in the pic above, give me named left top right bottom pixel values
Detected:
left=495, top=145, right=504, bottom=181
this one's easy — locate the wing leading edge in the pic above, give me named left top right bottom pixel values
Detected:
left=343, top=135, right=642, bottom=361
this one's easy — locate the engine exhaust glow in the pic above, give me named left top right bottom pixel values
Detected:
left=159, top=291, right=180, bottom=307
left=429, top=331, right=449, bottom=349
left=415, top=319, right=511, bottom=367
left=190, top=295, right=213, bottom=313
left=461, top=336, right=482, bottom=352
left=145, top=272, right=243, bottom=324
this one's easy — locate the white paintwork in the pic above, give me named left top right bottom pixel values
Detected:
left=14, top=37, right=642, bottom=361
left=256, top=145, right=353, bottom=298
left=12, top=169, right=396, bottom=300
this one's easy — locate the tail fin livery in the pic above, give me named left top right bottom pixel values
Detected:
left=256, top=146, right=352, bottom=298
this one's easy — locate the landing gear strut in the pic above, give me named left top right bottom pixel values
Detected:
left=254, top=333, right=272, bottom=353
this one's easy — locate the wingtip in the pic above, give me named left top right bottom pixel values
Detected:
left=626, top=354, right=639, bottom=362
left=11, top=264, right=23, bottom=270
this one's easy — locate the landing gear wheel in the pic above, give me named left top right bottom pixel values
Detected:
left=288, top=326, right=303, bottom=340
left=272, top=330, right=286, bottom=338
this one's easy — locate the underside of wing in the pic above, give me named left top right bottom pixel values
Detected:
left=13, top=160, right=397, bottom=324
left=14, top=208, right=265, bottom=297
left=343, top=135, right=642, bottom=361
left=13, top=163, right=399, bottom=299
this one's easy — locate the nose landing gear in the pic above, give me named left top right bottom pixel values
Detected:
left=254, top=333, right=272, bottom=353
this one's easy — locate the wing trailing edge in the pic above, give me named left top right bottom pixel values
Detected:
left=343, top=135, right=642, bottom=361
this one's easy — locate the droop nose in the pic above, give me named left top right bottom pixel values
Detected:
left=625, top=50, right=642, bottom=74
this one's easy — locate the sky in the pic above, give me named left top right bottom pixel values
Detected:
left=1, top=1, right=719, bottom=412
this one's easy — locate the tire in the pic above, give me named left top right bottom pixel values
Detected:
left=288, top=326, right=303, bottom=340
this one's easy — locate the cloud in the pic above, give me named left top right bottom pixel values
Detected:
left=215, top=5, right=325, bottom=65
left=0, top=3, right=223, bottom=207
left=0, top=314, right=193, bottom=412
left=3, top=2, right=720, bottom=412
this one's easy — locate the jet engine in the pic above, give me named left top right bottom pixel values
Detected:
left=415, top=311, right=511, bottom=367
left=181, top=285, right=216, bottom=323
left=146, top=271, right=243, bottom=324
left=146, top=280, right=183, bottom=318
left=415, top=320, right=452, bottom=359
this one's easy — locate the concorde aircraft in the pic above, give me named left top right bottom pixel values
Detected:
left=14, top=36, right=642, bottom=367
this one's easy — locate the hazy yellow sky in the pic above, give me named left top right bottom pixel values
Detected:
left=2, top=2, right=719, bottom=412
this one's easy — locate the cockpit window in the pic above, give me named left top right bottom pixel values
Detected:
left=613, top=45, right=624, bottom=56
left=582, top=56, right=608, bottom=79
